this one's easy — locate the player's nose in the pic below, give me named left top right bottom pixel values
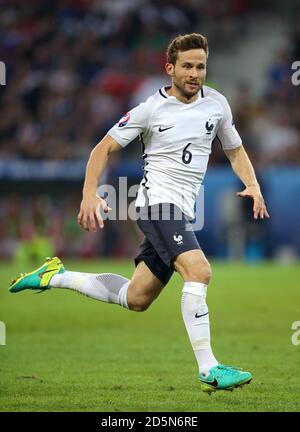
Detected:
left=189, top=68, right=199, bottom=78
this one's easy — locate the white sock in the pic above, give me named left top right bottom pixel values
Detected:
left=50, top=271, right=129, bottom=309
left=181, top=282, right=218, bottom=376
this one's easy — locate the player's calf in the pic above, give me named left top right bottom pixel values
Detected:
left=126, top=261, right=165, bottom=312
left=127, top=280, right=163, bottom=312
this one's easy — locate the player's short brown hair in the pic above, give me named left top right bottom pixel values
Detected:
left=166, top=33, right=209, bottom=65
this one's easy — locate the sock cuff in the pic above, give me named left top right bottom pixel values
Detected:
left=118, top=281, right=130, bottom=309
left=182, top=282, right=207, bottom=296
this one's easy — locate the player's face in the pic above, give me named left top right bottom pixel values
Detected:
left=166, top=49, right=207, bottom=101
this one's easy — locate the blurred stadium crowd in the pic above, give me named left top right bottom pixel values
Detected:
left=1, top=0, right=298, bottom=164
left=0, top=192, right=139, bottom=260
left=0, top=0, right=299, bottom=260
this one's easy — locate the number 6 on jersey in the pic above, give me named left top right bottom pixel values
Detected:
left=182, top=143, right=193, bottom=165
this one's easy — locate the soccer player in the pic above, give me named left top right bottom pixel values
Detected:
left=10, top=33, right=269, bottom=393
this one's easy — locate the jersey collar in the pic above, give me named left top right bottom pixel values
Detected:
left=159, top=86, right=205, bottom=102
left=159, top=86, right=170, bottom=98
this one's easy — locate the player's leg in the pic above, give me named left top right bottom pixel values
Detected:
left=173, top=249, right=217, bottom=376
left=136, top=205, right=218, bottom=374
left=135, top=203, right=252, bottom=392
left=173, top=249, right=252, bottom=392
left=173, top=248, right=212, bottom=283
left=50, top=259, right=165, bottom=311
left=126, top=261, right=165, bottom=311
left=128, top=235, right=173, bottom=311
left=9, top=257, right=166, bottom=312
left=9, top=256, right=130, bottom=305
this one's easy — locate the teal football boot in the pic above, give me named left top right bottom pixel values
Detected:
left=198, top=364, right=253, bottom=394
left=9, top=257, right=65, bottom=293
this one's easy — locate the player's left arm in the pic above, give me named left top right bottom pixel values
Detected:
left=224, top=145, right=270, bottom=220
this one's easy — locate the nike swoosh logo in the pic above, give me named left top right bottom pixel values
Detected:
left=199, top=378, right=218, bottom=387
left=158, top=126, right=174, bottom=132
left=38, top=269, right=54, bottom=279
left=195, top=312, right=209, bottom=319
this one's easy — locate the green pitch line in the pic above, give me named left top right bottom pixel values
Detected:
left=0, top=259, right=299, bottom=412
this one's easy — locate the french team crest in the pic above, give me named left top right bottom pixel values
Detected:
left=205, top=119, right=214, bottom=135
left=118, top=112, right=130, bottom=127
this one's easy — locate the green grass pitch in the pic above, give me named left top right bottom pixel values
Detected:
left=1, top=259, right=300, bottom=412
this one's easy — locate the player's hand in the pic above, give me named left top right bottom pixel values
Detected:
left=77, top=194, right=111, bottom=232
left=237, top=185, right=270, bottom=220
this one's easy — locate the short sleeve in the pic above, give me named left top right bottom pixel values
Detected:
left=216, top=95, right=242, bottom=150
left=107, top=99, right=152, bottom=148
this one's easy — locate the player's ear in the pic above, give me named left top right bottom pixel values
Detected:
left=165, top=62, right=175, bottom=77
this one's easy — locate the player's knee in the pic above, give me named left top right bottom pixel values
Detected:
left=179, top=260, right=212, bottom=284
left=191, top=264, right=211, bottom=284
left=201, top=261, right=212, bottom=284
left=127, top=297, right=151, bottom=312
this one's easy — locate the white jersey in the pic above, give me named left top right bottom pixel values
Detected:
left=108, top=85, right=242, bottom=219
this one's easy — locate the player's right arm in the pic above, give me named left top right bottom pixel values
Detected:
left=78, top=97, right=152, bottom=232
left=77, top=134, right=121, bottom=232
